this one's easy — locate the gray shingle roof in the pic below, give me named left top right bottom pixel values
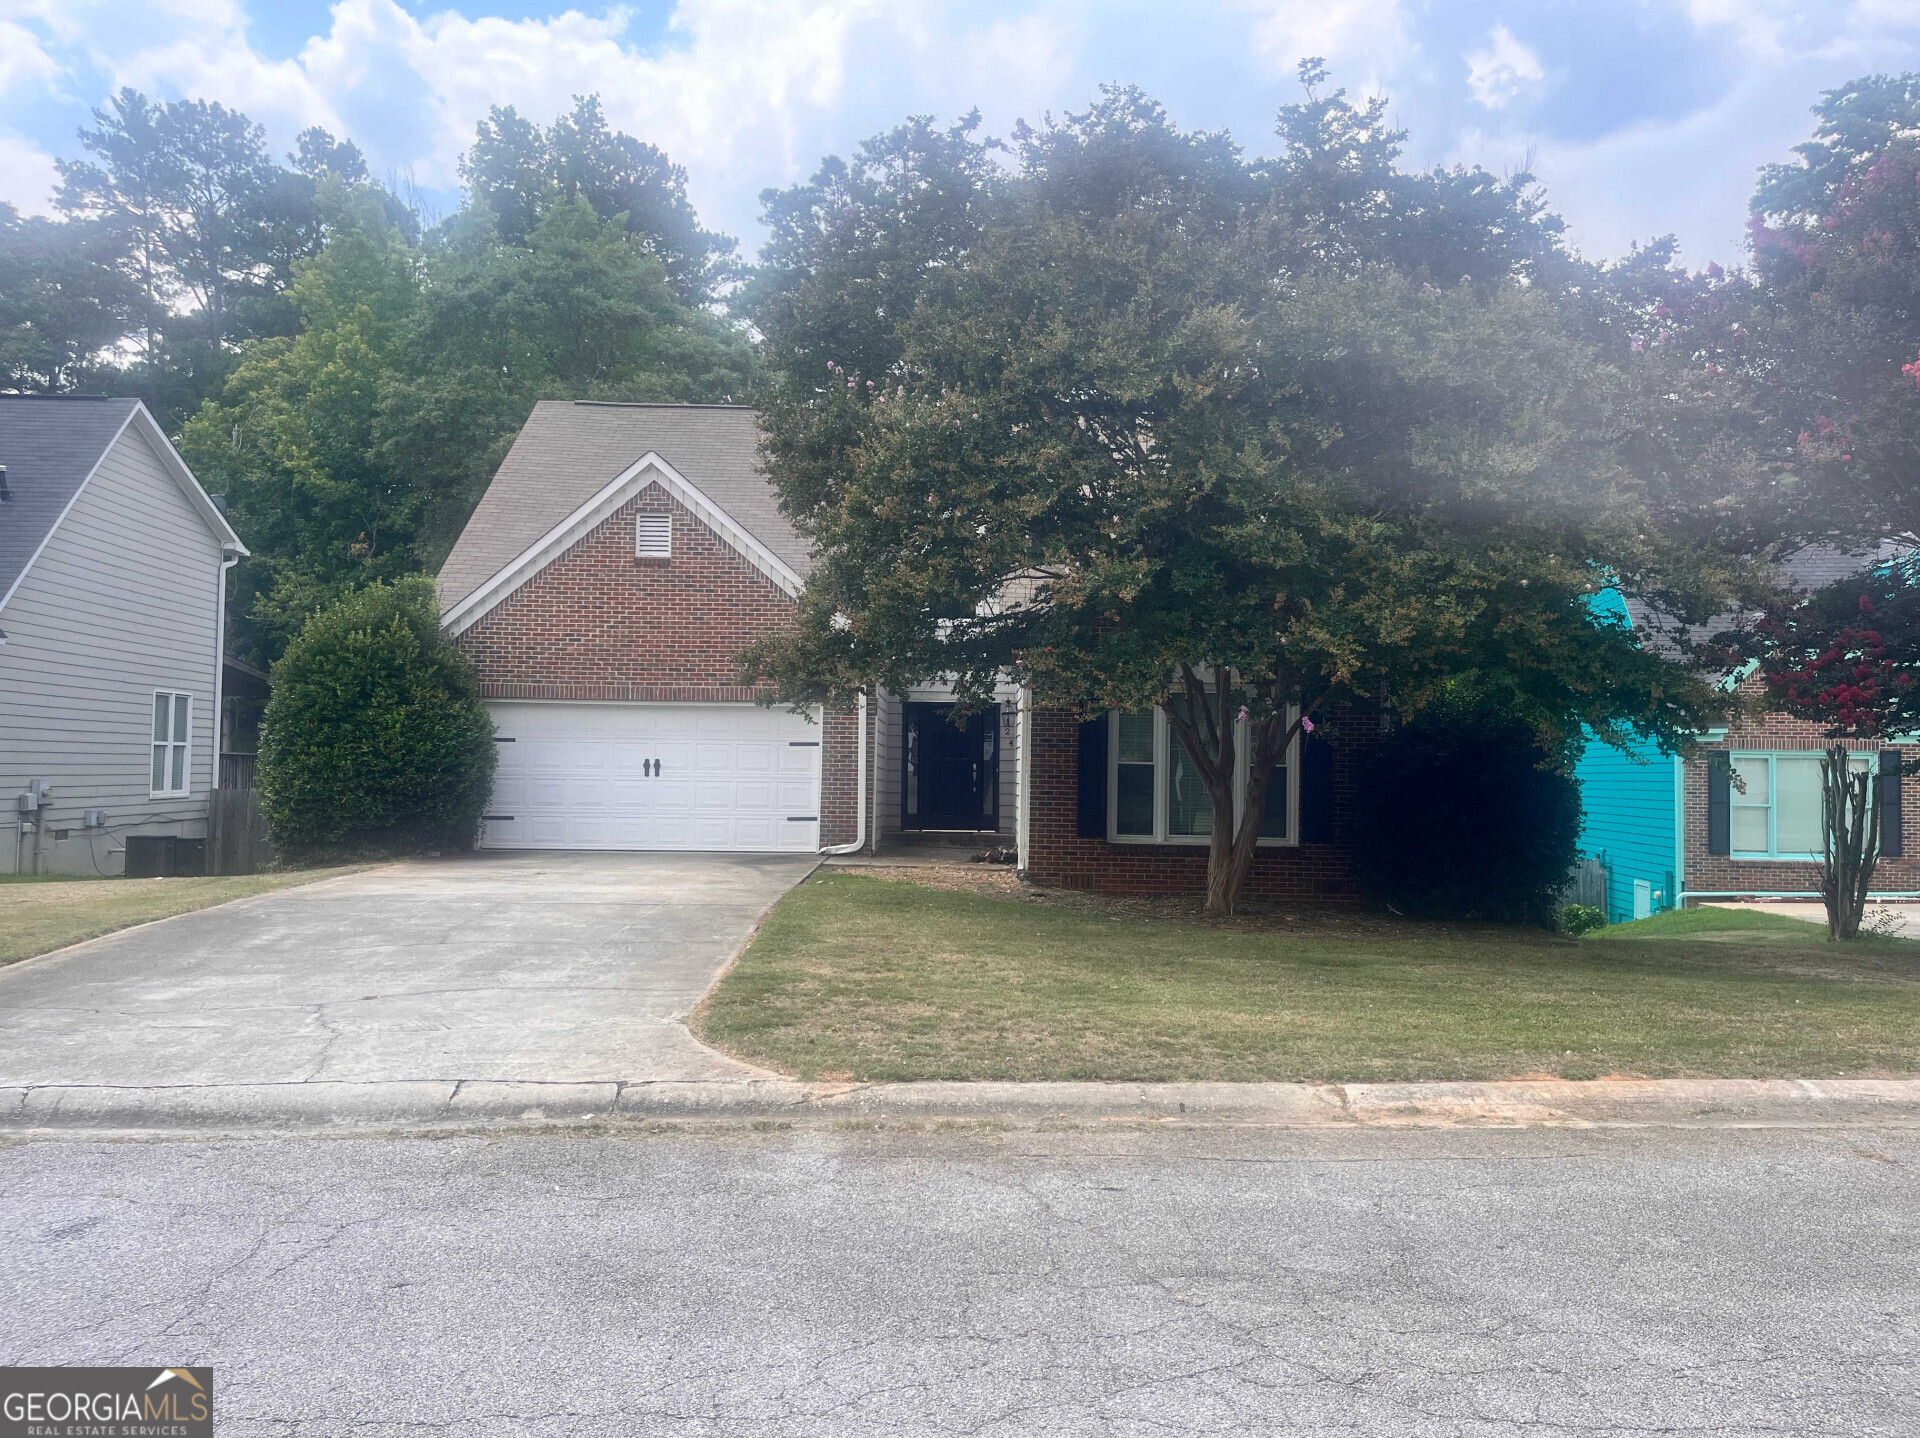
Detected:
left=437, top=401, right=808, bottom=614
left=1620, top=542, right=1913, bottom=659
left=0, top=396, right=141, bottom=603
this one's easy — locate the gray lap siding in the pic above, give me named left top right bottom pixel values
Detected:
left=0, top=424, right=223, bottom=876
left=452, top=484, right=862, bottom=846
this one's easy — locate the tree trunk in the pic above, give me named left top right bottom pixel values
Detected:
left=1163, top=667, right=1302, bottom=916
left=1819, top=745, right=1882, bottom=942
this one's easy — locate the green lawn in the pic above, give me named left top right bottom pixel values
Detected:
left=1589, top=907, right=1873, bottom=945
left=0, top=868, right=360, bottom=966
left=694, top=872, right=1920, bottom=1083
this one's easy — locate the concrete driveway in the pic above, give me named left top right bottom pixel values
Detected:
left=0, top=853, right=815, bottom=1100
left=1708, top=899, right=1920, bottom=937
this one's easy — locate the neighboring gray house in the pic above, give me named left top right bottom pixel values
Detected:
left=0, top=396, right=247, bottom=876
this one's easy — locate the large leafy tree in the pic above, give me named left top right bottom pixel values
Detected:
left=0, top=202, right=140, bottom=392
left=56, top=90, right=316, bottom=354
left=1727, top=74, right=1920, bottom=551
left=386, top=196, right=755, bottom=566
left=180, top=180, right=422, bottom=660
left=746, top=78, right=1729, bottom=911
left=460, top=96, right=736, bottom=301
left=185, top=187, right=754, bottom=661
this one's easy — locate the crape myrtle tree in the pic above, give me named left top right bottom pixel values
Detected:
left=744, top=71, right=1730, bottom=913
left=1694, top=75, right=1920, bottom=938
left=1750, top=562, right=1920, bottom=939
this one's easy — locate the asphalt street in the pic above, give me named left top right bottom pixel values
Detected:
left=3, top=1123, right=1915, bottom=1436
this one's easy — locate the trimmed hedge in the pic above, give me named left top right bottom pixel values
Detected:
left=1353, top=703, right=1582, bottom=927
left=257, top=577, right=496, bottom=854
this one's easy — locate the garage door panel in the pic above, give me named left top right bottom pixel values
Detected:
left=483, top=702, right=823, bottom=852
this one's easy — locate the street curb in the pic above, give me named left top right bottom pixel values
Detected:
left=3, top=1076, right=1919, bottom=1135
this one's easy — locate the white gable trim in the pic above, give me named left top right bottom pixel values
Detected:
left=440, top=450, right=804, bottom=637
left=128, top=404, right=249, bottom=557
left=0, top=402, right=247, bottom=620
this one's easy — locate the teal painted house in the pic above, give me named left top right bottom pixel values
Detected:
left=1576, top=729, right=1682, bottom=923
left=1574, top=590, right=1683, bottom=923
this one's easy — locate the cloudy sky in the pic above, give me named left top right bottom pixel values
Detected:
left=4, top=1, right=1917, bottom=268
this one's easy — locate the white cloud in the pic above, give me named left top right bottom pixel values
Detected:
left=1464, top=24, right=1544, bottom=110
left=0, top=130, right=59, bottom=213
left=0, top=19, right=60, bottom=94
left=1225, top=0, right=1410, bottom=89
left=5, top=0, right=1919, bottom=264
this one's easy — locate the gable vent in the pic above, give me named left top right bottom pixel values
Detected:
left=635, top=512, right=672, bottom=558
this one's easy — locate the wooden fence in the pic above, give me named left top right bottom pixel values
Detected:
left=208, top=787, right=272, bottom=875
left=1565, top=856, right=1609, bottom=911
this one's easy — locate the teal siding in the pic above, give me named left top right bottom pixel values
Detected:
left=1576, top=732, right=1680, bottom=923
left=1574, top=587, right=1680, bottom=923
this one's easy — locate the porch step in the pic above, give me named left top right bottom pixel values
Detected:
left=885, top=830, right=1006, bottom=849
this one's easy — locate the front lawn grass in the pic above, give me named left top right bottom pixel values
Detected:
left=0, top=868, right=360, bottom=966
left=694, top=872, right=1920, bottom=1083
left=1587, top=906, right=1902, bottom=946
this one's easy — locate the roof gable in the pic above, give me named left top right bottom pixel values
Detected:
left=437, top=402, right=808, bottom=621
left=441, top=450, right=805, bottom=636
left=0, top=397, right=245, bottom=612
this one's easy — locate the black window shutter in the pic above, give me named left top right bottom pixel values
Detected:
left=1880, top=751, right=1903, bottom=858
left=1707, top=753, right=1731, bottom=856
left=1076, top=715, right=1108, bottom=838
left=1299, top=727, right=1334, bottom=844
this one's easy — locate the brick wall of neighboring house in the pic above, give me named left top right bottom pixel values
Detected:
left=1022, top=704, right=1366, bottom=901
left=454, top=482, right=869, bottom=847
left=1682, top=688, right=1919, bottom=897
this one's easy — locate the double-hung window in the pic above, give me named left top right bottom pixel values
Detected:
left=151, top=692, right=192, bottom=798
left=1729, top=750, right=1871, bottom=860
left=1109, top=704, right=1297, bottom=845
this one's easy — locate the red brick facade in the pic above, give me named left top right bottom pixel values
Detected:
left=453, top=484, right=868, bottom=847
left=1682, top=684, right=1917, bottom=898
left=1022, top=704, right=1364, bottom=901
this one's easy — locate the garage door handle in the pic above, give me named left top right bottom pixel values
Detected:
left=787, top=816, right=818, bottom=822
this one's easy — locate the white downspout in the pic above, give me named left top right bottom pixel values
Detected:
left=1016, top=685, right=1032, bottom=877
left=822, top=688, right=868, bottom=855
left=212, top=552, right=238, bottom=792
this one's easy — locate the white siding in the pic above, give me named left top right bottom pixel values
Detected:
left=0, top=423, right=224, bottom=874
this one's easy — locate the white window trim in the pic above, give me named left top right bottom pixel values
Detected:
left=151, top=691, right=192, bottom=799
left=1107, top=705, right=1300, bottom=846
left=1729, top=749, right=1874, bottom=862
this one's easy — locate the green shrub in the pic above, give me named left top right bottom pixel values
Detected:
left=257, top=577, right=496, bottom=855
left=1352, top=702, right=1583, bottom=927
left=1561, top=903, right=1606, bottom=937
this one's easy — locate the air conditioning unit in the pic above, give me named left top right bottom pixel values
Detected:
left=124, top=835, right=206, bottom=879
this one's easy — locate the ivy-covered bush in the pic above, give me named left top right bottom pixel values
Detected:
left=1352, top=702, right=1583, bottom=927
left=258, top=577, right=496, bottom=855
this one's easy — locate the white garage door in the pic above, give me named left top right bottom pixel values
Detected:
left=481, top=702, right=823, bottom=852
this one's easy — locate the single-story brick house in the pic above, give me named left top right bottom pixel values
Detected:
left=437, top=401, right=1362, bottom=898
left=1575, top=555, right=1915, bottom=924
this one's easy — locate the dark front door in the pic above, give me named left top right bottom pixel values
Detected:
left=902, top=703, right=998, bottom=831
